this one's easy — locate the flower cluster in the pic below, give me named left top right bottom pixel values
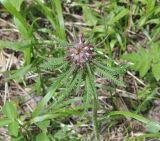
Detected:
left=65, top=34, right=95, bottom=67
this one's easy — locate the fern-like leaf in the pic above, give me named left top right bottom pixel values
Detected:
left=75, top=70, right=83, bottom=94
left=95, top=67, right=125, bottom=86
left=83, top=74, right=93, bottom=113
left=32, top=66, right=75, bottom=117
left=40, top=57, right=66, bottom=70
left=93, top=61, right=128, bottom=76
left=54, top=37, right=73, bottom=48
left=61, top=65, right=76, bottom=84
left=52, top=72, right=82, bottom=107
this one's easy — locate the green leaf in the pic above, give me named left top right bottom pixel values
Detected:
left=138, top=0, right=156, bottom=27
left=40, top=57, right=65, bottom=70
left=116, top=33, right=125, bottom=51
left=6, top=65, right=32, bottom=82
left=136, top=88, right=157, bottom=114
left=146, top=0, right=156, bottom=14
left=53, top=72, right=81, bottom=106
left=0, top=0, right=32, bottom=65
left=96, top=67, right=125, bottom=86
left=36, top=120, right=50, bottom=131
left=0, top=118, right=12, bottom=127
left=8, top=121, right=19, bottom=137
left=14, top=17, right=30, bottom=38
left=152, top=63, right=160, bottom=81
left=122, top=48, right=152, bottom=77
left=49, top=97, right=82, bottom=110
left=146, top=124, right=160, bottom=133
left=150, top=45, right=160, bottom=61
left=7, top=0, right=23, bottom=11
left=31, top=114, right=56, bottom=124
left=93, top=61, right=128, bottom=76
left=86, top=64, right=99, bottom=141
left=83, top=5, right=97, bottom=26
left=35, top=0, right=55, bottom=29
left=32, top=78, right=62, bottom=118
left=0, top=0, right=28, bottom=30
left=128, top=133, right=160, bottom=141
left=108, top=8, right=129, bottom=25
left=36, top=133, right=50, bottom=141
left=54, top=0, right=66, bottom=40
left=122, top=52, right=140, bottom=64
left=108, top=111, right=160, bottom=132
left=54, top=129, right=67, bottom=140
left=2, top=101, right=17, bottom=120
left=32, top=67, right=74, bottom=117
left=31, top=108, right=81, bottom=124
left=138, top=50, right=151, bottom=77
left=0, top=40, right=31, bottom=51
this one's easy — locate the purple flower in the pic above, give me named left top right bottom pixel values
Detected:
left=65, top=34, right=95, bottom=67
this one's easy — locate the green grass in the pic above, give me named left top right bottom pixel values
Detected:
left=0, top=0, right=160, bottom=140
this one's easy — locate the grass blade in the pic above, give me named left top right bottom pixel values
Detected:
left=53, top=0, right=66, bottom=40
left=32, top=72, right=66, bottom=117
left=108, top=111, right=160, bottom=131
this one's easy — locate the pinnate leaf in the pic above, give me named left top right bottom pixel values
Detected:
left=152, top=63, right=160, bottom=81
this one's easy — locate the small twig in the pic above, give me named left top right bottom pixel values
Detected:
left=0, top=28, right=19, bottom=33
left=4, top=82, right=8, bottom=104
left=63, top=12, right=83, bottom=20
left=126, top=71, right=145, bottom=86
left=116, top=88, right=137, bottom=100
left=65, top=22, right=88, bottom=27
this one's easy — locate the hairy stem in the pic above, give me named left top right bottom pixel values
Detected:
left=86, top=63, right=99, bottom=141
left=92, top=92, right=99, bottom=141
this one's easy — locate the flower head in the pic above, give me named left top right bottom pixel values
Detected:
left=65, top=34, right=95, bottom=67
